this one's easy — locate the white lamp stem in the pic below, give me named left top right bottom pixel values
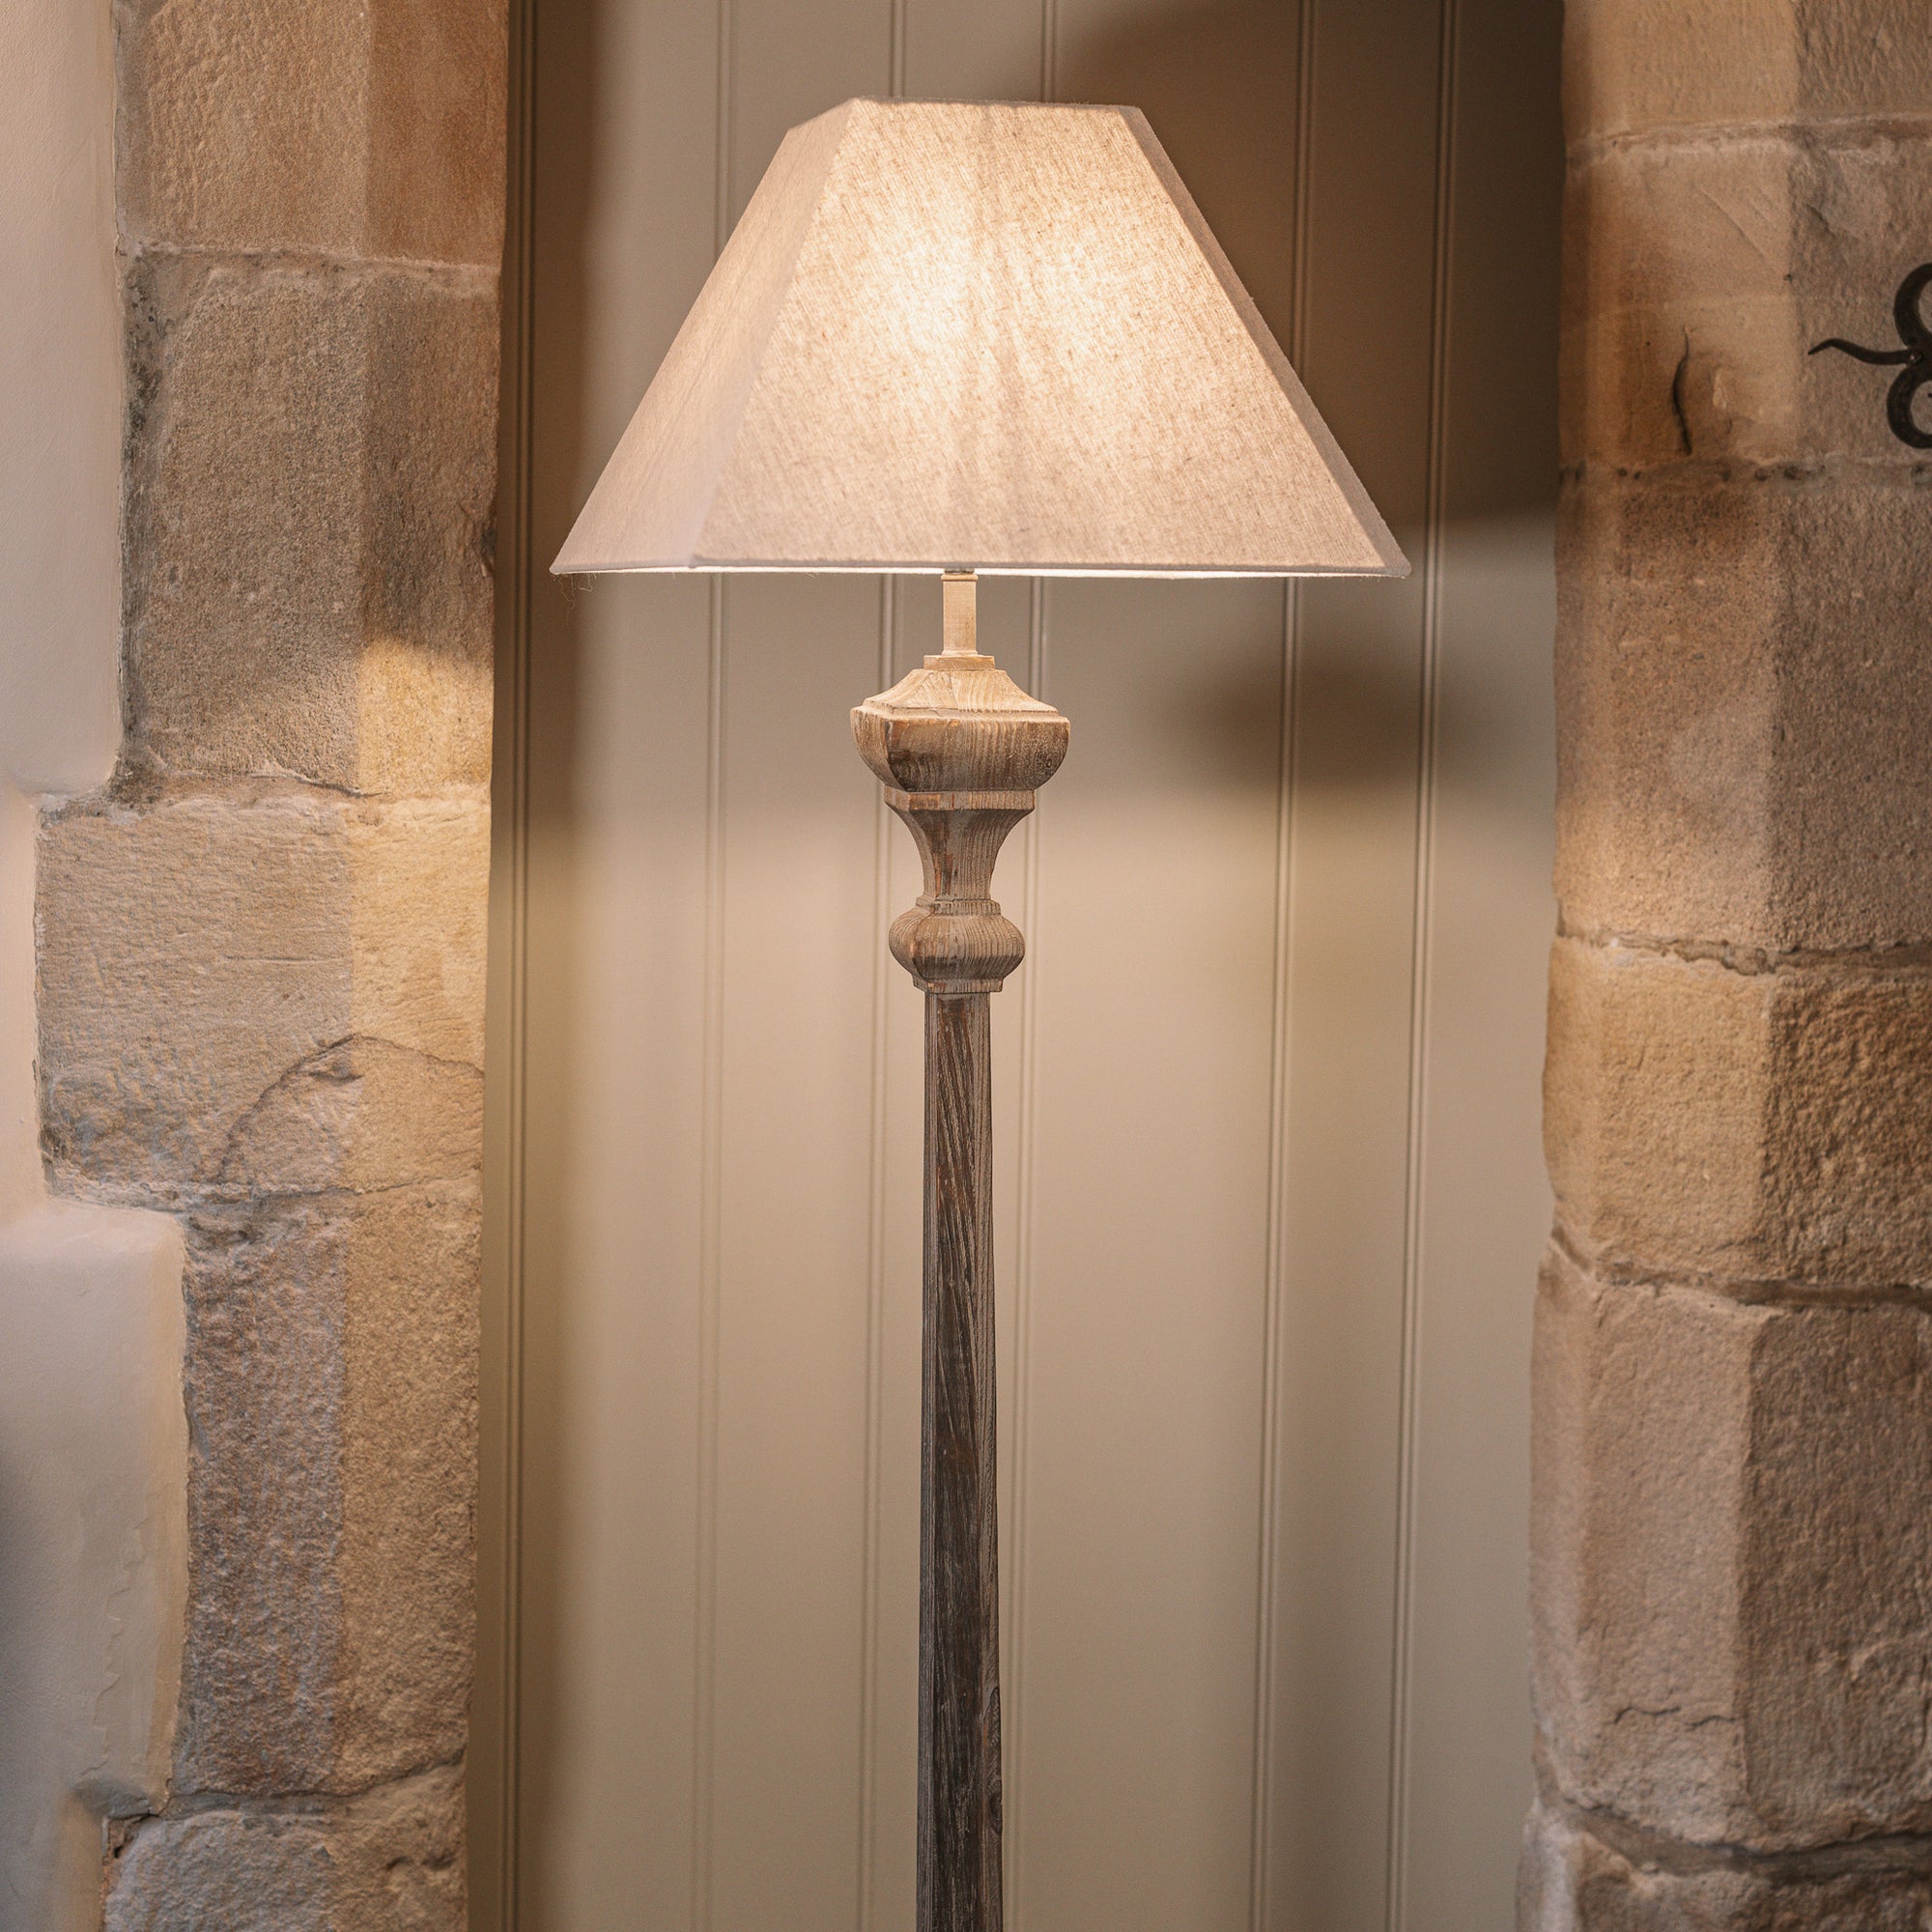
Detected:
left=941, top=570, right=980, bottom=657
left=852, top=574, right=1068, bottom=1932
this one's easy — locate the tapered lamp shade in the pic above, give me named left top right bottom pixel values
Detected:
left=554, top=99, right=1406, bottom=578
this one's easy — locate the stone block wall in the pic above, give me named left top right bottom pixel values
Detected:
left=1527, top=3, right=1932, bottom=1924
left=36, top=0, right=504, bottom=1917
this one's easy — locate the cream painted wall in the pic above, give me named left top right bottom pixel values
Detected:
left=0, top=2, right=188, bottom=1925
left=1, top=0, right=123, bottom=1205
left=0, top=0, right=122, bottom=797
left=480, top=1, right=1562, bottom=1926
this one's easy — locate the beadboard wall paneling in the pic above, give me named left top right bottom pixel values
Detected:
left=477, top=0, right=1561, bottom=1925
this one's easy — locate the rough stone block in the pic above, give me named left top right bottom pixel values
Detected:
left=1565, top=0, right=1932, bottom=145
left=124, top=258, right=497, bottom=792
left=1547, top=938, right=1932, bottom=1286
left=1533, top=1247, right=1932, bottom=1847
left=103, top=1762, right=464, bottom=1930
left=215, top=1036, right=482, bottom=1197
left=1555, top=470, right=1932, bottom=952
left=39, top=784, right=488, bottom=1202
left=1531, top=1248, right=1754, bottom=1842
left=174, top=1179, right=479, bottom=1796
left=118, top=0, right=506, bottom=266
left=1520, top=1801, right=1932, bottom=1931
left=1564, top=134, right=1932, bottom=469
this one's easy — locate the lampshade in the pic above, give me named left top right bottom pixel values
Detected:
left=554, top=99, right=1406, bottom=579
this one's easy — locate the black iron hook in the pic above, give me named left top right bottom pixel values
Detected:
left=1809, top=263, right=1932, bottom=451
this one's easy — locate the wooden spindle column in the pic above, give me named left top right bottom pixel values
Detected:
left=852, top=573, right=1068, bottom=1932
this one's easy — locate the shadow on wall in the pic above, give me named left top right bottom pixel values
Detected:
left=1159, top=514, right=1554, bottom=808
left=1064, top=3, right=1301, bottom=326
left=1056, top=1, right=1557, bottom=815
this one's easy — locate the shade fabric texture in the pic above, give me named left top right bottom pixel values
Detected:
left=554, top=98, right=1406, bottom=578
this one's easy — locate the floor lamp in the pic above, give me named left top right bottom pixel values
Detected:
left=555, top=97, right=1405, bottom=1932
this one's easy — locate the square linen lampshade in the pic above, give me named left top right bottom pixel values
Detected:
left=556, top=95, right=1405, bottom=1932
left=554, top=98, right=1404, bottom=577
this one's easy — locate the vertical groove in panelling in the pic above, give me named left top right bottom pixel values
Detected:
left=487, top=0, right=537, bottom=1911
left=694, top=575, right=730, bottom=1932
left=1003, top=574, right=1050, bottom=1932
left=1006, top=30, right=1054, bottom=1924
left=856, top=577, right=896, bottom=1932
left=1383, top=1, right=1461, bottom=1925
left=1249, top=561, right=1296, bottom=1932
left=1250, top=6, right=1317, bottom=1923
left=712, top=0, right=736, bottom=245
left=693, top=23, right=735, bottom=1929
left=888, top=0, right=905, bottom=99
left=1249, top=576, right=1293, bottom=1932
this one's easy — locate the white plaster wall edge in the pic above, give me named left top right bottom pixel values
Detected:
left=0, top=2, right=182, bottom=1926
left=0, top=1200, right=187, bottom=1932
left=0, top=0, right=122, bottom=800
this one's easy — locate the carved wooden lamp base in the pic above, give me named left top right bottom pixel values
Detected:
left=852, top=573, right=1068, bottom=1932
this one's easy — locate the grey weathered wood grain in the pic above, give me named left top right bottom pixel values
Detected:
left=923, top=989, right=1001, bottom=1932
left=855, top=576, right=1067, bottom=1932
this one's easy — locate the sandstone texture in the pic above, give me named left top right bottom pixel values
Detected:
left=1534, top=1248, right=1932, bottom=1849
left=1565, top=0, right=1932, bottom=143
left=103, top=1763, right=465, bottom=1930
left=1563, top=134, right=1932, bottom=470
left=1555, top=471, right=1932, bottom=952
left=1537, top=11, right=1932, bottom=1914
left=173, top=1181, right=479, bottom=1795
left=123, top=259, right=497, bottom=793
left=1546, top=938, right=1932, bottom=1287
left=38, top=782, right=488, bottom=1801
left=1520, top=1802, right=1932, bottom=1932
left=48, top=0, right=502, bottom=1902
left=118, top=0, right=506, bottom=266
left=39, top=785, right=487, bottom=1201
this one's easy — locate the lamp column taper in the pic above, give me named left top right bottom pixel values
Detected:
left=852, top=573, right=1069, bottom=1932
